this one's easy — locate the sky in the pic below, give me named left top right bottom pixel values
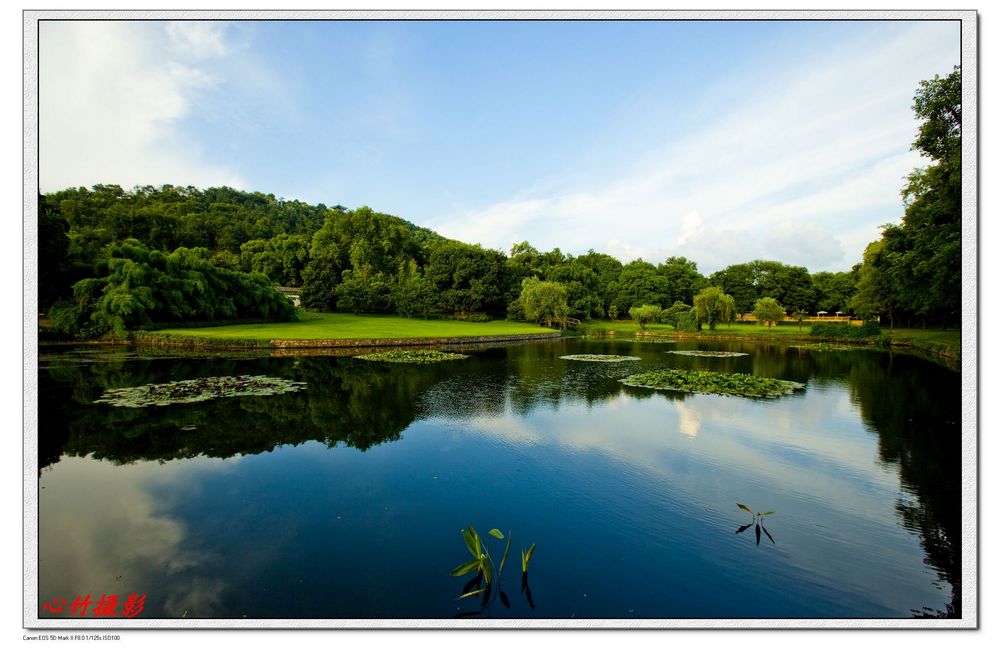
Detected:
left=37, top=18, right=961, bottom=274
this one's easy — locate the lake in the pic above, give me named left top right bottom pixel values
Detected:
left=36, top=338, right=961, bottom=620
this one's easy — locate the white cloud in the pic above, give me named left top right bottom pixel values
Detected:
left=39, top=22, right=245, bottom=192
left=166, top=22, right=231, bottom=59
left=429, top=22, right=959, bottom=272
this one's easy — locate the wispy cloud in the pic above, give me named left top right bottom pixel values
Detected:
left=39, top=21, right=245, bottom=192
left=427, top=22, right=958, bottom=272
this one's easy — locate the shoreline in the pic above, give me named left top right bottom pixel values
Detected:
left=40, top=330, right=563, bottom=351
left=38, top=329, right=958, bottom=369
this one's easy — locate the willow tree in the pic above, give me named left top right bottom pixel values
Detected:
left=520, top=277, right=569, bottom=328
left=693, top=286, right=736, bottom=330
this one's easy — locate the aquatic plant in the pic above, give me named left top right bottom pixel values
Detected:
left=521, top=543, right=536, bottom=573
left=666, top=350, right=748, bottom=358
left=736, top=503, right=775, bottom=546
left=354, top=350, right=469, bottom=363
left=620, top=369, right=804, bottom=398
left=451, top=525, right=536, bottom=614
left=559, top=354, right=641, bottom=362
left=788, top=343, right=867, bottom=352
left=93, top=375, right=307, bottom=408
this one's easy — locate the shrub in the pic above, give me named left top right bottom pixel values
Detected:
left=809, top=322, right=882, bottom=338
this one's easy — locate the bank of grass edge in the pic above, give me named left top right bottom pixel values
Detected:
left=114, top=312, right=959, bottom=362
left=575, top=319, right=960, bottom=360
left=151, top=311, right=555, bottom=341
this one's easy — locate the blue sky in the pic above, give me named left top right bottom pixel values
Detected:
left=39, top=19, right=960, bottom=273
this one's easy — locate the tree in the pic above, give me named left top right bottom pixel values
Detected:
left=300, top=255, right=341, bottom=311
left=575, top=250, right=624, bottom=316
left=629, top=304, right=662, bottom=331
left=753, top=297, right=785, bottom=328
left=615, top=260, right=671, bottom=311
left=692, top=287, right=736, bottom=331
left=51, top=239, right=294, bottom=337
left=709, top=264, right=757, bottom=317
left=849, top=67, right=961, bottom=328
left=425, top=241, right=510, bottom=314
left=38, top=196, right=72, bottom=310
left=334, top=270, right=392, bottom=314
left=656, top=257, right=707, bottom=305
left=519, top=277, right=569, bottom=328
left=812, top=271, right=856, bottom=314
left=791, top=309, right=808, bottom=331
left=660, top=301, right=693, bottom=330
left=392, top=267, right=438, bottom=319
left=548, top=255, right=604, bottom=319
left=851, top=240, right=897, bottom=328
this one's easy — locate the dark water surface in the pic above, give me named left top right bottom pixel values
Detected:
left=37, top=338, right=961, bottom=619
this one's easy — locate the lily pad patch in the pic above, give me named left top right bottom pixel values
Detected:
left=560, top=354, right=641, bottom=362
left=355, top=350, right=469, bottom=363
left=620, top=369, right=804, bottom=398
left=666, top=350, right=748, bottom=358
left=788, top=343, right=866, bottom=352
left=94, top=375, right=307, bottom=408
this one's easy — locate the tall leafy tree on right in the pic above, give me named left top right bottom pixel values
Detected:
left=851, top=67, right=961, bottom=328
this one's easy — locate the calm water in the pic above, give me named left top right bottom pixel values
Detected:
left=36, top=338, right=961, bottom=619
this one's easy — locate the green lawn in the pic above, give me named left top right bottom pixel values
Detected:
left=886, top=328, right=962, bottom=357
left=155, top=312, right=556, bottom=340
left=579, top=320, right=961, bottom=355
left=581, top=320, right=815, bottom=337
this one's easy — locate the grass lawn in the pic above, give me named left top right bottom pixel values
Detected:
left=886, top=328, right=961, bottom=356
left=887, top=328, right=961, bottom=346
left=155, top=312, right=556, bottom=340
left=581, top=320, right=815, bottom=337
left=580, top=320, right=961, bottom=357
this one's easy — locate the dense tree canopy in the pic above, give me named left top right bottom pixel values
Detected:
left=710, top=260, right=817, bottom=316
left=50, top=239, right=294, bottom=336
left=851, top=67, right=961, bottom=327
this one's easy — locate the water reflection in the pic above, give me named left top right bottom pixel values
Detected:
left=37, top=340, right=961, bottom=618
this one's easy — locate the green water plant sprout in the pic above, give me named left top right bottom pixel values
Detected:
left=451, top=526, right=536, bottom=612
left=521, top=543, right=536, bottom=573
left=451, top=526, right=511, bottom=598
left=736, top=503, right=775, bottom=546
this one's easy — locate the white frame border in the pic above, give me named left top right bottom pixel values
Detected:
left=22, top=8, right=979, bottom=630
